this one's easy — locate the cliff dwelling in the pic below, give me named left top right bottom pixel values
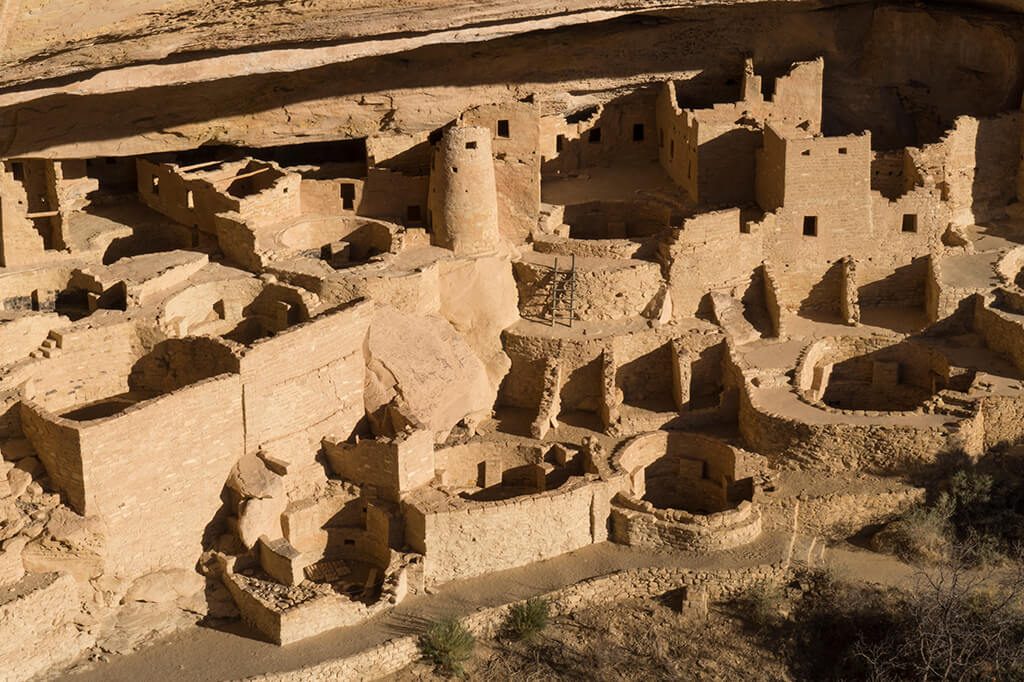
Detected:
left=5, top=0, right=1024, bottom=679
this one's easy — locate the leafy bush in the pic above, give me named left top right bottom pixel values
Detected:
left=736, top=582, right=783, bottom=631
left=507, top=597, right=550, bottom=640
left=419, top=615, right=475, bottom=677
left=873, top=502, right=953, bottom=565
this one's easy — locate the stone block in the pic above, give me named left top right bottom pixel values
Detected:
left=259, top=536, right=308, bottom=586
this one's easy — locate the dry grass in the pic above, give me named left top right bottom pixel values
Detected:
left=394, top=596, right=789, bottom=681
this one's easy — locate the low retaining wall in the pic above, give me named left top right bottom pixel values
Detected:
left=242, top=557, right=796, bottom=682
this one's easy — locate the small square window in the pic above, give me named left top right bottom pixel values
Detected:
left=838, top=147, right=848, bottom=155
left=588, top=128, right=601, bottom=143
left=633, top=123, right=645, bottom=142
left=901, top=214, right=918, bottom=233
left=803, top=216, right=818, bottom=236
left=465, top=141, right=477, bottom=150
left=407, top=205, right=422, bottom=222
left=556, top=135, right=565, bottom=152
left=740, top=222, right=751, bottom=234
left=10, top=162, right=23, bottom=181
left=801, top=149, right=811, bottom=156
left=497, top=120, right=510, bottom=138
left=451, top=167, right=458, bottom=173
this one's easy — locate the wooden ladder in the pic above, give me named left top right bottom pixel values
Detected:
left=549, top=254, right=576, bottom=328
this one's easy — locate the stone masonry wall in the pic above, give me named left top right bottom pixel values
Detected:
left=238, top=301, right=371, bottom=472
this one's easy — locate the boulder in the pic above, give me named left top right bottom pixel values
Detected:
left=46, top=507, right=106, bottom=549
left=0, top=535, right=28, bottom=587
left=437, top=255, right=519, bottom=391
left=7, top=468, right=32, bottom=500
left=227, top=454, right=284, bottom=500
left=123, top=568, right=206, bottom=604
left=237, top=496, right=286, bottom=549
left=364, top=306, right=494, bottom=440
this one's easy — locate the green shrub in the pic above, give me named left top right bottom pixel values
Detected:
left=873, top=503, right=953, bottom=565
left=736, top=582, right=782, bottom=630
left=507, top=597, right=550, bottom=640
left=419, top=615, right=475, bottom=677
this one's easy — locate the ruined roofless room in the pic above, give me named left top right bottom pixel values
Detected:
left=5, top=0, right=1024, bottom=680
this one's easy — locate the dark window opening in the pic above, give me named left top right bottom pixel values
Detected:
left=340, top=183, right=356, bottom=210
left=801, top=149, right=811, bottom=156
left=428, top=128, right=444, bottom=145
left=588, top=128, right=602, bottom=144
left=343, top=539, right=355, bottom=546
left=838, top=147, right=848, bottom=155
left=670, top=140, right=675, bottom=159
left=11, top=162, right=24, bottom=181
left=497, top=120, right=510, bottom=138
left=902, top=214, right=918, bottom=233
left=556, top=135, right=565, bottom=152
left=105, top=157, right=117, bottom=165
left=659, top=129, right=664, bottom=148
left=803, top=216, right=818, bottom=236
left=740, top=222, right=751, bottom=234
left=633, top=123, right=645, bottom=142
left=407, top=205, right=422, bottom=222
left=465, top=141, right=477, bottom=150
left=451, top=167, right=458, bottom=174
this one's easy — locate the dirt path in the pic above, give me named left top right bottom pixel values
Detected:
left=59, top=536, right=798, bottom=682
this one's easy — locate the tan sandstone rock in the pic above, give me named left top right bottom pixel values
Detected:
left=364, top=306, right=494, bottom=440
left=237, top=496, right=287, bottom=549
left=227, top=454, right=285, bottom=500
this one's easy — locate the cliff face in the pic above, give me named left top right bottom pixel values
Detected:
left=0, top=1, right=1022, bottom=158
left=0, top=0, right=825, bottom=89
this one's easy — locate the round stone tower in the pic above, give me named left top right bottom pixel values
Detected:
left=428, top=126, right=501, bottom=255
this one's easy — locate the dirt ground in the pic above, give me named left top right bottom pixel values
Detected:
left=393, top=596, right=790, bottom=681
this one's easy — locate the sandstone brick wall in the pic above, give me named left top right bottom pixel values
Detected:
left=357, top=169, right=429, bottom=225
left=974, top=295, right=1024, bottom=373
left=794, top=488, right=925, bottom=538
left=514, top=257, right=663, bottom=322
left=239, top=301, right=371, bottom=471
left=19, top=400, right=84, bottom=509
left=77, top=374, right=244, bottom=577
left=661, top=209, right=763, bottom=317
left=25, top=316, right=144, bottom=414
left=0, top=261, right=74, bottom=314
left=460, top=100, right=541, bottom=243
left=405, top=477, right=621, bottom=586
